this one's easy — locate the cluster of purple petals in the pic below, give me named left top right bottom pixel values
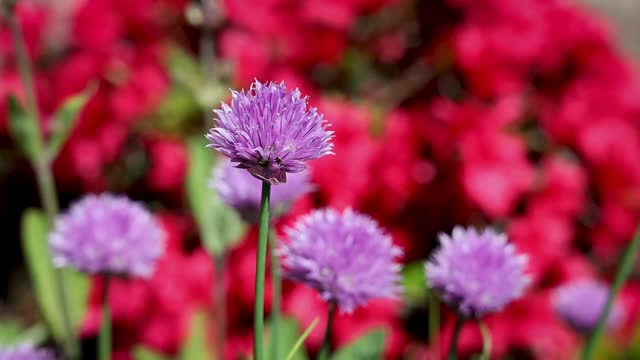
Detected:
left=279, top=208, right=403, bottom=312
left=426, top=226, right=530, bottom=318
left=552, top=279, right=625, bottom=334
left=0, top=344, right=55, bottom=360
left=210, top=160, right=314, bottom=224
left=49, top=193, right=165, bottom=277
left=205, top=80, right=334, bottom=184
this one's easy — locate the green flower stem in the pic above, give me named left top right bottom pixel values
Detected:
left=99, top=276, right=112, bottom=360
left=4, top=4, right=77, bottom=358
left=318, top=302, right=336, bottom=360
left=269, top=228, right=282, bottom=360
left=448, top=317, right=464, bottom=360
left=213, top=254, right=227, bottom=360
left=582, top=225, right=640, bottom=360
left=254, top=181, right=271, bottom=360
left=428, top=291, right=440, bottom=359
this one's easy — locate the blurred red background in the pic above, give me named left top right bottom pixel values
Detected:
left=2, top=0, right=640, bottom=359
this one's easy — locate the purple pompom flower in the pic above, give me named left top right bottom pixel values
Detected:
left=552, top=279, right=624, bottom=334
left=279, top=208, right=403, bottom=312
left=426, top=226, right=530, bottom=318
left=49, top=194, right=165, bottom=277
left=205, top=80, right=334, bottom=184
left=0, top=344, right=55, bottom=360
left=210, top=160, right=313, bottom=224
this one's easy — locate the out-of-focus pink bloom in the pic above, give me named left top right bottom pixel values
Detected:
left=461, top=130, right=534, bottom=218
left=144, top=136, right=187, bottom=193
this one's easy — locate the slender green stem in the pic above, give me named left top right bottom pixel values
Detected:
left=583, top=225, right=640, bottom=360
left=428, top=290, right=440, bottom=359
left=213, top=254, right=226, bottom=360
left=448, top=317, right=464, bottom=360
left=254, top=181, right=271, bottom=360
left=99, top=276, right=111, bottom=360
left=318, top=302, right=336, bottom=360
left=478, top=321, right=492, bottom=360
left=269, top=228, right=282, bottom=360
left=5, top=4, right=77, bottom=358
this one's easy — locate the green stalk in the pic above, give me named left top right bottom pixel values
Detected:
left=448, top=317, right=463, bottom=360
left=99, top=277, right=111, bottom=360
left=213, top=254, right=227, bottom=360
left=254, top=181, right=271, bottom=360
left=582, top=225, right=640, bottom=360
left=4, top=4, right=77, bottom=358
left=428, top=291, right=440, bottom=359
left=318, top=302, right=336, bottom=360
left=269, top=228, right=282, bottom=360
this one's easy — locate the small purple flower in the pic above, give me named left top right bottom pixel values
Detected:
left=0, top=344, right=55, bottom=360
left=205, top=80, right=333, bottom=184
left=426, top=226, right=530, bottom=318
left=49, top=194, right=164, bottom=277
left=279, top=208, right=403, bottom=312
left=552, top=279, right=624, bottom=334
left=210, top=160, right=313, bottom=224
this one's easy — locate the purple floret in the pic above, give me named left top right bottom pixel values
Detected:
left=426, top=226, right=530, bottom=318
left=0, top=344, right=55, bottom=360
left=49, top=193, right=165, bottom=277
left=206, top=80, right=333, bottom=184
left=552, top=279, right=624, bottom=334
left=279, top=208, right=403, bottom=312
left=210, top=160, right=313, bottom=224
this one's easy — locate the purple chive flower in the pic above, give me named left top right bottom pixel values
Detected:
left=210, top=160, right=314, bottom=224
left=552, top=279, right=624, bottom=334
left=205, top=80, right=333, bottom=184
left=0, top=344, right=55, bottom=360
left=279, top=208, right=403, bottom=312
left=49, top=194, right=164, bottom=277
left=426, top=226, right=530, bottom=318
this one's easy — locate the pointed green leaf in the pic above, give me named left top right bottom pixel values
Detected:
left=266, top=317, right=310, bottom=360
left=21, top=209, right=64, bottom=341
left=179, top=311, right=213, bottom=360
left=47, top=83, right=96, bottom=160
left=21, top=209, right=89, bottom=343
left=285, top=318, right=318, bottom=360
left=133, top=346, right=171, bottom=360
left=8, top=96, right=40, bottom=163
left=331, top=329, right=386, bottom=360
left=186, top=136, right=246, bottom=255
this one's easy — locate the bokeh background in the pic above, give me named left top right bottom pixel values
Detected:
left=2, top=0, right=640, bottom=359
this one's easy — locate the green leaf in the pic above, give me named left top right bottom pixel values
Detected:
left=179, top=311, right=213, bottom=360
left=21, top=209, right=89, bottom=343
left=64, top=268, right=90, bottom=332
left=47, top=83, right=96, bottom=160
left=186, top=137, right=246, bottom=256
left=285, top=318, right=318, bottom=360
left=133, top=346, right=171, bottom=360
left=8, top=96, right=40, bottom=163
left=266, top=317, right=310, bottom=360
left=21, top=209, right=64, bottom=341
left=166, top=46, right=203, bottom=92
left=0, top=319, right=25, bottom=345
left=331, top=329, right=386, bottom=360
left=402, top=261, right=428, bottom=305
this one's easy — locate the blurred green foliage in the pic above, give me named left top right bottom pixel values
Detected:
left=21, top=209, right=89, bottom=344
left=186, top=137, right=246, bottom=256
